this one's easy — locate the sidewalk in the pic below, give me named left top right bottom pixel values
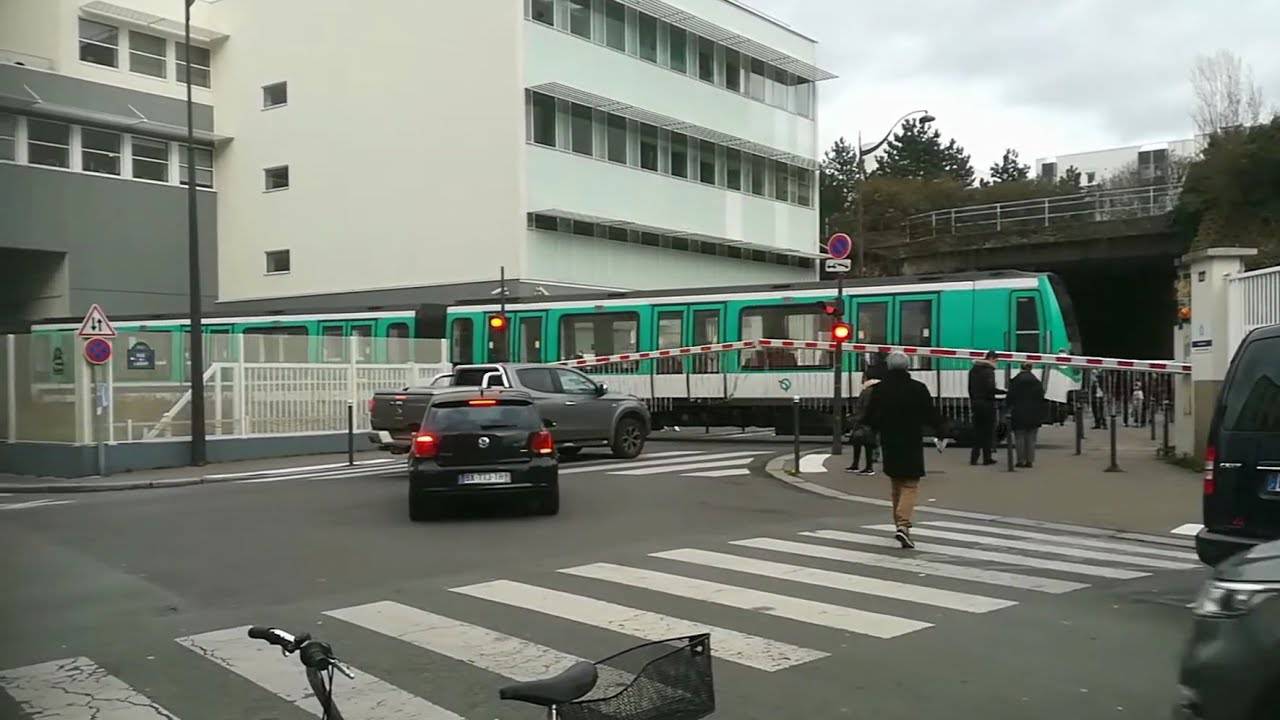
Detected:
left=771, top=424, right=1201, bottom=538
left=0, top=450, right=395, bottom=493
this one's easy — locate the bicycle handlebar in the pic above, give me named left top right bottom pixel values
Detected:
left=246, top=626, right=355, bottom=680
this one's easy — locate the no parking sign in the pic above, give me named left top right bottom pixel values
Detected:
left=84, top=337, right=112, bottom=365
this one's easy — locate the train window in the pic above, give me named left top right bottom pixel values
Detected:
left=451, top=319, right=474, bottom=365
left=693, top=309, right=720, bottom=372
left=351, top=324, right=374, bottom=363
left=244, top=326, right=308, bottom=362
left=1015, top=296, right=1040, bottom=353
left=559, top=312, right=639, bottom=371
left=657, top=310, right=683, bottom=374
left=321, top=326, right=344, bottom=362
left=855, top=301, right=889, bottom=371
left=899, top=300, right=933, bottom=370
left=519, top=316, right=543, bottom=363
left=739, top=305, right=831, bottom=369
left=387, top=322, right=411, bottom=364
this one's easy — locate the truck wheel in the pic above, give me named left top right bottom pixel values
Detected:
left=610, top=417, right=645, bottom=459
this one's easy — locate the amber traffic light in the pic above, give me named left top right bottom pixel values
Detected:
left=488, top=314, right=508, bottom=330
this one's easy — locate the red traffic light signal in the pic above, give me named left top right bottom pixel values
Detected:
left=832, top=322, right=852, bottom=342
left=488, top=314, right=508, bottom=330
left=819, top=300, right=843, bottom=317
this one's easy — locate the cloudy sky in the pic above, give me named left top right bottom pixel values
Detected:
left=746, top=0, right=1280, bottom=176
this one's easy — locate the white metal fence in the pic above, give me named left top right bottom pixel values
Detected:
left=1227, top=263, right=1280, bottom=357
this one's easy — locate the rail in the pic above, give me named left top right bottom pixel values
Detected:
left=904, top=184, right=1181, bottom=240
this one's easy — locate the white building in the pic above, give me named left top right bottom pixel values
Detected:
left=1034, top=136, right=1202, bottom=189
left=0, top=0, right=833, bottom=319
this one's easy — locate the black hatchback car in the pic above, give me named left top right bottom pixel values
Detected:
left=1197, top=323, right=1280, bottom=566
left=408, top=390, right=558, bottom=520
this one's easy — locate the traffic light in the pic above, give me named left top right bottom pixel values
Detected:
left=832, top=322, right=852, bottom=343
left=488, top=314, right=508, bottom=330
left=818, top=300, right=843, bottom=318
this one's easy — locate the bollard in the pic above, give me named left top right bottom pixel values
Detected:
left=792, top=396, right=801, bottom=473
left=1074, top=389, right=1083, bottom=456
left=1161, top=400, right=1171, bottom=457
left=1105, top=411, right=1122, bottom=472
left=346, top=401, right=354, bottom=466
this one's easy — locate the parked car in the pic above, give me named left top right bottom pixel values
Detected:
left=408, top=389, right=558, bottom=520
left=1175, top=538, right=1280, bottom=720
left=1197, top=323, right=1280, bottom=567
left=370, top=363, right=650, bottom=459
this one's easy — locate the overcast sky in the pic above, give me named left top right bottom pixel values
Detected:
left=746, top=0, right=1280, bottom=176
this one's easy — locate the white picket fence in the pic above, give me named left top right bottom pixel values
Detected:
left=1227, top=263, right=1280, bottom=357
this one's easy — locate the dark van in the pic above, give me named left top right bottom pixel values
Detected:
left=1197, top=323, right=1280, bottom=566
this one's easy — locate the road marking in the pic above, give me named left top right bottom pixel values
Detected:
left=0, top=499, right=75, bottom=510
left=652, top=548, right=1015, bottom=613
left=686, top=468, right=752, bottom=477
left=562, top=450, right=767, bottom=475
left=1170, top=523, right=1203, bottom=537
left=177, top=626, right=462, bottom=719
left=731, top=537, right=1086, bottom=594
left=804, top=530, right=1149, bottom=580
left=235, top=466, right=402, bottom=484
left=558, top=451, right=704, bottom=471
left=207, top=457, right=398, bottom=480
left=799, top=453, right=830, bottom=473
left=925, top=521, right=1200, bottom=561
left=864, top=525, right=1196, bottom=570
left=607, top=455, right=764, bottom=476
left=451, top=579, right=826, bottom=671
left=0, top=656, right=181, bottom=719
left=560, top=562, right=931, bottom=638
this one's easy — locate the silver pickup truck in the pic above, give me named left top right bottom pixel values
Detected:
left=369, top=363, right=651, bottom=458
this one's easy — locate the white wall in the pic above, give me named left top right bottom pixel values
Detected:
left=524, top=229, right=812, bottom=289
left=1036, top=137, right=1201, bottom=185
left=211, top=0, right=528, bottom=302
left=670, top=0, right=818, bottom=63
left=527, top=145, right=816, bottom=253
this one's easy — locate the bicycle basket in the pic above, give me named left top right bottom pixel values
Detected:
left=558, top=634, right=714, bottom=720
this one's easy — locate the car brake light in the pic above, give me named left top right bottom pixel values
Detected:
left=468, top=399, right=498, bottom=406
left=530, top=430, right=555, bottom=456
left=410, top=432, right=437, bottom=459
left=1203, top=445, right=1216, bottom=496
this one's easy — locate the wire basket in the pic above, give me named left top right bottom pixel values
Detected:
left=558, top=634, right=715, bottom=720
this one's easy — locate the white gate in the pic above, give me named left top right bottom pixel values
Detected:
left=1227, top=263, right=1280, bottom=357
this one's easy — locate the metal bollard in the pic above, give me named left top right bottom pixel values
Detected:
left=1105, top=411, right=1122, bottom=472
left=346, top=401, right=354, bottom=466
left=792, top=396, right=801, bottom=473
left=1161, top=400, right=1171, bottom=457
left=1074, top=389, right=1083, bottom=456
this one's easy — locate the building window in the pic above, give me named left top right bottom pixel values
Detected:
left=530, top=91, right=556, bottom=147
left=1138, top=148, right=1169, bottom=182
left=749, top=154, right=766, bottom=195
left=1085, top=171, right=1096, bottom=185
left=530, top=0, right=553, bottom=26
left=725, top=148, right=742, bottom=190
left=264, top=165, right=290, bottom=190
left=696, top=36, right=716, bottom=83
left=81, top=128, right=121, bottom=175
left=127, top=30, right=167, bottom=78
left=667, top=25, right=687, bottom=73
left=265, top=250, right=290, bottom=274
left=604, top=0, right=626, bottom=51
left=698, top=140, right=716, bottom=184
left=179, top=146, right=214, bottom=188
left=262, top=82, right=288, bottom=108
left=773, top=160, right=791, bottom=201
left=567, top=0, right=591, bottom=39
left=79, top=19, right=118, bottom=68
left=797, top=167, right=812, bottom=207
left=0, top=114, right=16, bottom=161
left=793, top=79, right=813, bottom=117
left=639, top=123, right=658, bottom=171
left=725, top=49, right=742, bottom=92
left=670, top=132, right=689, bottom=178
left=637, top=13, right=658, bottom=62
left=748, top=58, right=766, bottom=101
left=606, top=114, right=627, bottom=164
left=1039, top=162, right=1057, bottom=182
left=131, top=137, right=169, bottom=181
left=569, top=103, right=593, bottom=156
left=176, top=43, right=211, bottom=88
left=27, top=119, right=71, bottom=168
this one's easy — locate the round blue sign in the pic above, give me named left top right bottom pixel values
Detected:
left=84, top=337, right=112, bottom=365
left=827, top=232, right=853, bottom=260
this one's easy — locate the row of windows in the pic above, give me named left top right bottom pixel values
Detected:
left=527, top=213, right=816, bottom=270
left=79, top=18, right=211, bottom=88
left=527, top=92, right=813, bottom=207
left=527, top=0, right=815, bottom=118
left=0, top=113, right=212, bottom=187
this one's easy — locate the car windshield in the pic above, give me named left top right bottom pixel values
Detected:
left=1223, top=336, right=1280, bottom=432
left=427, top=402, right=539, bottom=432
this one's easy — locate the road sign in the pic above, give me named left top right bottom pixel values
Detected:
left=825, top=258, right=852, bottom=273
left=827, top=232, right=853, bottom=260
left=84, top=337, right=112, bottom=365
left=127, top=341, right=155, bottom=370
left=78, top=304, right=116, bottom=338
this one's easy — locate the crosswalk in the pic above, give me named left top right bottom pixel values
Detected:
left=0, top=519, right=1202, bottom=719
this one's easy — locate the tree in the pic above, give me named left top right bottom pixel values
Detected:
left=875, top=117, right=976, bottom=187
left=1056, top=165, right=1082, bottom=192
left=989, top=148, right=1030, bottom=183
left=1191, top=50, right=1266, bottom=136
left=819, top=137, right=859, bottom=232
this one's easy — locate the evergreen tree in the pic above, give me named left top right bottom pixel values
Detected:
left=875, top=117, right=975, bottom=187
left=819, top=137, right=860, bottom=230
left=1056, top=165, right=1083, bottom=192
left=989, top=148, right=1030, bottom=183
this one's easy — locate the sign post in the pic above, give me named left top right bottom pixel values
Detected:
left=826, top=233, right=853, bottom=454
left=78, top=305, right=116, bottom=476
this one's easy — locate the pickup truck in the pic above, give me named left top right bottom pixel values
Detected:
left=368, top=363, right=651, bottom=458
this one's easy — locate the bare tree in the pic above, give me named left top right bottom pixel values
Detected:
left=1191, top=50, right=1265, bottom=135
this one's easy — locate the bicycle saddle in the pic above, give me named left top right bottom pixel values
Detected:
left=499, top=661, right=598, bottom=707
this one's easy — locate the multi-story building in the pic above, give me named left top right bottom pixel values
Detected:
left=1034, top=136, right=1202, bottom=189
left=0, top=0, right=832, bottom=321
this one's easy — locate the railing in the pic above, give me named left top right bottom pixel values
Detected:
left=904, top=184, right=1181, bottom=240
left=1227, top=263, right=1280, bottom=357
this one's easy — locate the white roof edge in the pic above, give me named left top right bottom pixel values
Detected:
left=719, top=0, right=819, bottom=43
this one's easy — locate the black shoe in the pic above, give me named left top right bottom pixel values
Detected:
left=895, top=528, right=915, bottom=549
left=857, top=468, right=876, bottom=476
left=983, top=459, right=998, bottom=466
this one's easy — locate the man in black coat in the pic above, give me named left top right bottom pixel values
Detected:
left=864, top=352, right=947, bottom=548
left=967, top=350, right=1005, bottom=466
left=1007, top=362, right=1045, bottom=468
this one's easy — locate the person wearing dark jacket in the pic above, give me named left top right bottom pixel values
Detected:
left=863, top=351, right=948, bottom=548
left=846, top=377, right=882, bottom=474
left=1007, top=362, right=1045, bottom=468
left=967, top=350, right=1005, bottom=465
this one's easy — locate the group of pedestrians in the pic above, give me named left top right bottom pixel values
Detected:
left=844, top=350, right=1046, bottom=549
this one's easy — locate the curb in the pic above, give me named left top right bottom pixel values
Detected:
left=764, top=452, right=1197, bottom=549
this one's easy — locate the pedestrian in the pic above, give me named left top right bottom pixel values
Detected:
left=863, top=351, right=948, bottom=549
left=1007, top=362, right=1045, bottom=468
left=846, top=363, right=884, bottom=475
left=967, top=350, right=1004, bottom=465
left=1131, top=380, right=1146, bottom=428
left=1090, top=376, right=1108, bottom=429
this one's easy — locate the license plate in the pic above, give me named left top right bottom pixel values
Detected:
left=458, top=472, right=511, bottom=485
left=1266, top=473, right=1280, bottom=493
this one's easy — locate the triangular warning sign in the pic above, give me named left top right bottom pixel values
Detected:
left=78, top=304, right=116, bottom=338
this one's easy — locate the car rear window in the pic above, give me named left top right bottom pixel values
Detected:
left=427, top=402, right=540, bottom=431
left=452, top=366, right=501, bottom=386
left=1223, top=337, right=1280, bottom=432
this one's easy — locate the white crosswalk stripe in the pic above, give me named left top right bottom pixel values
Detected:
left=0, top=656, right=181, bottom=719
left=562, top=450, right=768, bottom=476
left=686, top=468, right=751, bottom=477
left=924, top=521, right=1200, bottom=560
left=0, top=499, right=75, bottom=511
left=609, top=456, right=758, bottom=476
left=867, top=525, right=1197, bottom=569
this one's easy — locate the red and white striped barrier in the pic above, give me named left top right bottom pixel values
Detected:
left=555, top=338, right=1191, bottom=374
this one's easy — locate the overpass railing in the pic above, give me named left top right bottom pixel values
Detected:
left=1227, top=263, right=1280, bottom=357
left=905, top=183, right=1181, bottom=240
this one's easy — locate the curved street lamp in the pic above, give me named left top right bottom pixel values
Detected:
left=854, top=109, right=934, bottom=272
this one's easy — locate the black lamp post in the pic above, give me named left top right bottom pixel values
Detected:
left=184, top=0, right=205, bottom=465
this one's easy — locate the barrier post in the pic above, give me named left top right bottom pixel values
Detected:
left=347, top=401, right=354, bottom=466
left=1161, top=400, right=1172, bottom=457
left=1074, top=385, right=1083, bottom=456
left=792, top=396, right=801, bottom=473
left=1105, top=411, right=1122, bottom=472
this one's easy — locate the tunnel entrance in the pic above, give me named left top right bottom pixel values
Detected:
left=1046, top=256, right=1178, bottom=360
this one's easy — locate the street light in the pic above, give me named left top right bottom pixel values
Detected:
left=854, top=109, right=934, bottom=273
left=184, top=0, right=205, bottom=466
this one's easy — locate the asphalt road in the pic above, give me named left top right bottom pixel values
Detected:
left=0, top=441, right=1207, bottom=720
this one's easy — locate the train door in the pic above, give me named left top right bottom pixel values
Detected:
left=1010, top=292, right=1044, bottom=353
left=513, top=313, right=546, bottom=363
left=852, top=296, right=891, bottom=371
left=653, top=306, right=685, bottom=374
left=688, top=304, right=724, bottom=373
left=894, top=293, right=939, bottom=369
left=319, top=321, right=346, bottom=362
left=483, top=313, right=511, bottom=363
left=448, top=316, right=476, bottom=365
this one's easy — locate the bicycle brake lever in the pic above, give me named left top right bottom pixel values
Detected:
left=331, top=659, right=356, bottom=680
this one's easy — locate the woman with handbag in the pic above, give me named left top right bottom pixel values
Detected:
left=846, top=360, right=885, bottom=475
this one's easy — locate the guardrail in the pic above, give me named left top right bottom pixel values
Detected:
left=904, top=184, right=1181, bottom=240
